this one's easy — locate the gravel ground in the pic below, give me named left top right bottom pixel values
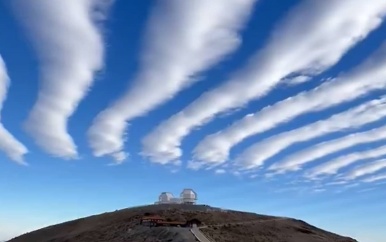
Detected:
left=8, top=204, right=357, bottom=242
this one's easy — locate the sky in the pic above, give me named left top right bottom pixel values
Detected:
left=1, top=0, right=386, bottom=241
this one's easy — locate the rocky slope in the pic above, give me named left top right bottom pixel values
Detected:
left=8, top=204, right=357, bottom=242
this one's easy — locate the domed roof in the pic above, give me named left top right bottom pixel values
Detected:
left=159, top=192, right=174, bottom=202
left=180, top=188, right=197, bottom=200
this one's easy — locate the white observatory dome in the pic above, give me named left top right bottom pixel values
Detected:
left=180, top=189, right=197, bottom=204
left=159, top=192, right=174, bottom=203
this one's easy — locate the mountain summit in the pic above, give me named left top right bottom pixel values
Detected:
left=8, top=204, right=357, bottom=242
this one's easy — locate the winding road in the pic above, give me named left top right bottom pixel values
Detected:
left=190, top=225, right=213, bottom=242
left=192, top=217, right=290, bottom=242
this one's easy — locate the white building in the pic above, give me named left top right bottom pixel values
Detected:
left=155, top=188, right=197, bottom=205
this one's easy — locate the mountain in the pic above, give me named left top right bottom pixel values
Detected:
left=8, top=204, right=357, bottom=242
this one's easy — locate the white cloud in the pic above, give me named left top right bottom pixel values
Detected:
left=362, top=173, right=386, bottom=183
left=271, top=123, right=386, bottom=173
left=194, top=39, right=386, bottom=168
left=357, top=187, right=376, bottom=193
left=143, top=0, right=386, bottom=164
left=187, top=160, right=204, bottom=171
left=214, top=169, right=226, bottom=174
left=0, top=56, right=28, bottom=164
left=305, top=145, right=386, bottom=178
left=342, top=183, right=360, bottom=189
left=326, top=180, right=349, bottom=186
left=110, top=151, right=127, bottom=164
left=0, top=57, right=8, bottom=111
left=313, top=188, right=326, bottom=193
left=12, top=0, right=112, bottom=158
left=285, top=75, right=311, bottom=86
left=87, top=0, right=256, bottom=162
left=342, top=159, right=386, bottom=180
left=235, top=97, right=386, bottom=170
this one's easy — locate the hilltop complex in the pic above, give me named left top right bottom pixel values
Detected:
left=154, top=188, right=197, bottom=205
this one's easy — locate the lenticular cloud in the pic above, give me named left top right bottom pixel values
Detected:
left=271, top=124, right=386, bottom=174
left=231, top=40, right=386, bottom=170
left=143, top=0, right=386, bottom=165
left=343, top=159, right=386, bottom=181
left=12, top=0, right=111, bottom=158
left=88, top=0, right=257, bottom=163
left=234, top=96, right=386, bottom=170
left=306, top=145, right=386, bottom=179
left=0, top=56, right=28, bottom=164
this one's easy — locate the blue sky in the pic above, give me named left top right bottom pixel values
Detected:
left=1, top=0, right=386, bottom=241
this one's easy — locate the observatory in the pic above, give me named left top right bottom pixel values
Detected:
left=155, top=188, right=197, bottom=205
left=158, top=192, right=181, bottom=204
left=180, top=189, right=197, bottom=204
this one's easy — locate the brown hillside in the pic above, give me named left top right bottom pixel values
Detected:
left=8, top=204, right=358, bottom=242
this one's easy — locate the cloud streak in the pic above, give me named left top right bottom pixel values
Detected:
left=12, top=0, right=111, bottom=158
left=143, top=0, right=386, bottom=164
left=363, top=173, right=386, bottom=183
left=306, top=145, right=386, bottom=178
left=87, top=0, right=256, bottom=162
left=235, top=97, right=386, bottom=170
left=0, top=56, right=28, bottom=164
left=343, top=159, right=386, bottom=180
left=194, top=38, right=386, bottom=169
left=194, top=38, right=386, bottom=168
left=271, top=124, right=386, bottom=173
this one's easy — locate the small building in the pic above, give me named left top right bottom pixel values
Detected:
left=186, top=218, right=202, bottom=227
left=140, top=215, right=165, bottom=226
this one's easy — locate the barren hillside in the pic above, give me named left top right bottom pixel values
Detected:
left=8, top=204, right=357, bottom=242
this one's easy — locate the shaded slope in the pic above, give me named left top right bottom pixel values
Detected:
left=8, top=204, right=357, bottom=242
left=202, top=218, right=356, bottom=242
